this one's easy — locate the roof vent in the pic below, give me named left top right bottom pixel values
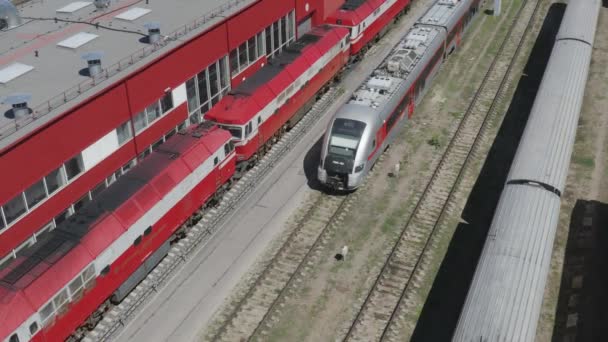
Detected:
left=3, top=93, right=32, bottom=118
left=144, top=22, right=161, bottom=44
left=93, top=0, right=110, bottom=9
left=0, top=0, right=22, bottom=30
left=82, top=51, right=104, bottom=77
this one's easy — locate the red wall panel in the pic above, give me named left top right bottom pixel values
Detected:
left=324, top=0, right=345, bottom=20
left=0, top=143, right=136, bottom=257
left=296, top=0, right=344, bottom=24
left=230, top=56, right=267, bottom=88
left=0, top=84, right=130, bottom=203
left=227, top=0, right=295, bottom=49
left=126, top=25, right=229, bottom=115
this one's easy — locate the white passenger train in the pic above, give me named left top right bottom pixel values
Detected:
left=318, top=0, right=481, bottom=190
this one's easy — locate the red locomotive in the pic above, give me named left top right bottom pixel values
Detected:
left=325, top=0, right=411, bottom=59
left=205, top=25, right=350, bottom=172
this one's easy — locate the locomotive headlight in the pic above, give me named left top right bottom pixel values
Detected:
left=354, top=163, right=365, bottom=173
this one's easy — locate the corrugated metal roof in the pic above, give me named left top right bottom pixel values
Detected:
left=506, top=41, right=592, bottom=193
left=556, top=0, right=601, bottom=44
left=453, top=185, right=561, bottom=341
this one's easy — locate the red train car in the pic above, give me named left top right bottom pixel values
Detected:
left=0, top=124, right=235, bottom=342
left=204, top=25, right=350, bottom=171
left=325, top=0, right=411, bottom=58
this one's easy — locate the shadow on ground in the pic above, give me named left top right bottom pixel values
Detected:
left=551, top=200, right=608, bottom=342
left=410, top=4, right=566, bottom=341
left=303, top=136, right=325, bottom=191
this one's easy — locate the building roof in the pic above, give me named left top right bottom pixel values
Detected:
left=0, top=0, right=256, bottom=150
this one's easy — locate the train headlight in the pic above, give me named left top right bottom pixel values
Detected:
left=354, top=163, right=365, bottom=173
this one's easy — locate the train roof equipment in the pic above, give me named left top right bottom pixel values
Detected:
left=417, top=0, right=475, bottom=33
left=342, top=24, right=442, bottom=120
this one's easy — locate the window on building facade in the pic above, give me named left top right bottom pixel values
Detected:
left=134, top=111, right=147, bottom=133
left=230, top=32, right=266, bottom=77
left=24, top=179, right=47, bottom=209
left=160, top=92, right=174, bottom=113
left=186, top=56, right=230, bottom=118
left=265, top=26, right=273, bottom=57
left=45, top=167, right=65, bottom=194
left=273, top=22, right=280, bottom=53
left=209, top=63, right=219, bottom=97
left=281, top=17, right=287, bottom=45
left=197, top=69, right=209, bottom=105
left=3, top=194, right=27, bottom=225
left=219, top=57, right=229, bottom=89
left=73, top=194, right=90, bottom=212
left=238, top=41, right=247, bottom=69
left=146, top=101, right=161, bottom=124
left=248, top=36, right=256, bottom=63
left=262, top=12, right=296, bottom=60
left=64, top=154, right=84, bottom=180
left=257, top=31, right=265, bottom=58
left=186, top=78, right=199, bottom=114
left=90, top=181, right=106, bottom=199
left=54, top=208, right=71, bottom=226
left=116, top=121, right=133, bottom=145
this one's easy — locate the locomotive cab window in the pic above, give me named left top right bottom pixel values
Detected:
left=328, top=119, right=366, bottom=159
left=218, top=125, right=242, bottom=140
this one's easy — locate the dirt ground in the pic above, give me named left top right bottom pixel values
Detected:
left=536, top=5, right=608, bottom=342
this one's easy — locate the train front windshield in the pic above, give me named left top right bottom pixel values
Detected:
left=326, top=119, right=366, bottom=170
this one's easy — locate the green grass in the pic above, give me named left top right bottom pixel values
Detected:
left=573, top=155, right=595, bottom=169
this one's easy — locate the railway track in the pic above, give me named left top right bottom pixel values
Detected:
left=340, top=0, right=543, bottom=341
left=205, top=193, right=352, bottom=341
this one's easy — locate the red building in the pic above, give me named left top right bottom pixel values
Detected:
left=0, top=0, right=343, bottom=340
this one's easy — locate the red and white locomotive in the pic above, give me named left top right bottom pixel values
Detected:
left=325, top=0, right=411, bottom=58
left=204, top=25, right=350, bottom=172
